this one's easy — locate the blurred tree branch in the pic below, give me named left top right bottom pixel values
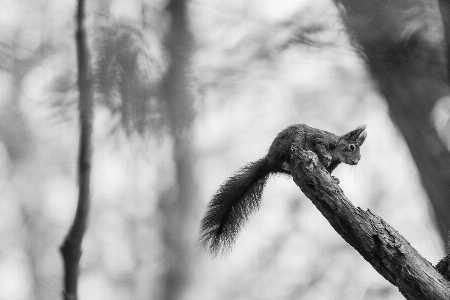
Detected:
left=193, top=6, right=335, bottom=95
left=59, top=0, right=94, bottom=299
left=0, top=36, right=54, bottom=74
left=333, top=0, right=450, bottom=250
left=291, top=147, right=450, bottom=299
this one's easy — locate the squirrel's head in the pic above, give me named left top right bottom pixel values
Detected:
left=334, top=125, right=367, bottom=165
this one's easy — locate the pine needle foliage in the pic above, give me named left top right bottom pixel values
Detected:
left=50, top=21, right=167, bottom=136
left=95, top=22, right=166, bottom=135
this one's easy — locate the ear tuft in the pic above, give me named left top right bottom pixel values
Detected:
left=357, top=125, right=367, bottom=145
left=341, top=124, right=367, bottom=144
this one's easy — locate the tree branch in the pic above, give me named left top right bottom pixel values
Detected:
left=290, top=146, right=450, bottom=300
left=60, top=0, right=94, bottom=299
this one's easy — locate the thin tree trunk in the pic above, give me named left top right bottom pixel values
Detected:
left=59, top=0, right=94, bottom=299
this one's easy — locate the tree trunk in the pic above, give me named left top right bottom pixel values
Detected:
left=59, top=0, right=94, bottom=299
left=158, top=0, right=198, bottom=300
left=334, top=0, right=450, bottom=249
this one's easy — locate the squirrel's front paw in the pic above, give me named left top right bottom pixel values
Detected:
left=332, top=176, right=340, bottom=184
left=323, top=155, right=332, bottom=167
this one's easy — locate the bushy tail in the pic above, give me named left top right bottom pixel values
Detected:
left=199, top=157, right=272, bottom=255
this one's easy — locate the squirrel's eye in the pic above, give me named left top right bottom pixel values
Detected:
left=349, top=144, right=356, bottom=151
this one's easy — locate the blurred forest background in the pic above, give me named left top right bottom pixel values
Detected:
left=0, top=0, right=446, bottom=299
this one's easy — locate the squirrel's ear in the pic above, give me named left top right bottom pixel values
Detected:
left=356, top=125, right=367, bottom=146
left=341, top=124, right=367, bottom=144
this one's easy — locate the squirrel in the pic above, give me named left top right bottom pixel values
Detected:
left=199, top=124, right=367, bottom=255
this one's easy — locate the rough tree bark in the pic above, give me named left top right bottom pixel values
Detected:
left=59, top=0, right=94, bottom=299
left=290, top=147, right=450, bottom=299
left=334, top=0, right=450, bottom=249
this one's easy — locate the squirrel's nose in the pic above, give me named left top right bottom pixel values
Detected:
left=350, top=158, right=360, bottom=165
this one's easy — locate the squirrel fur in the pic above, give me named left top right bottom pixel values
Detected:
left=199, top=124, right=367, bottom=255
